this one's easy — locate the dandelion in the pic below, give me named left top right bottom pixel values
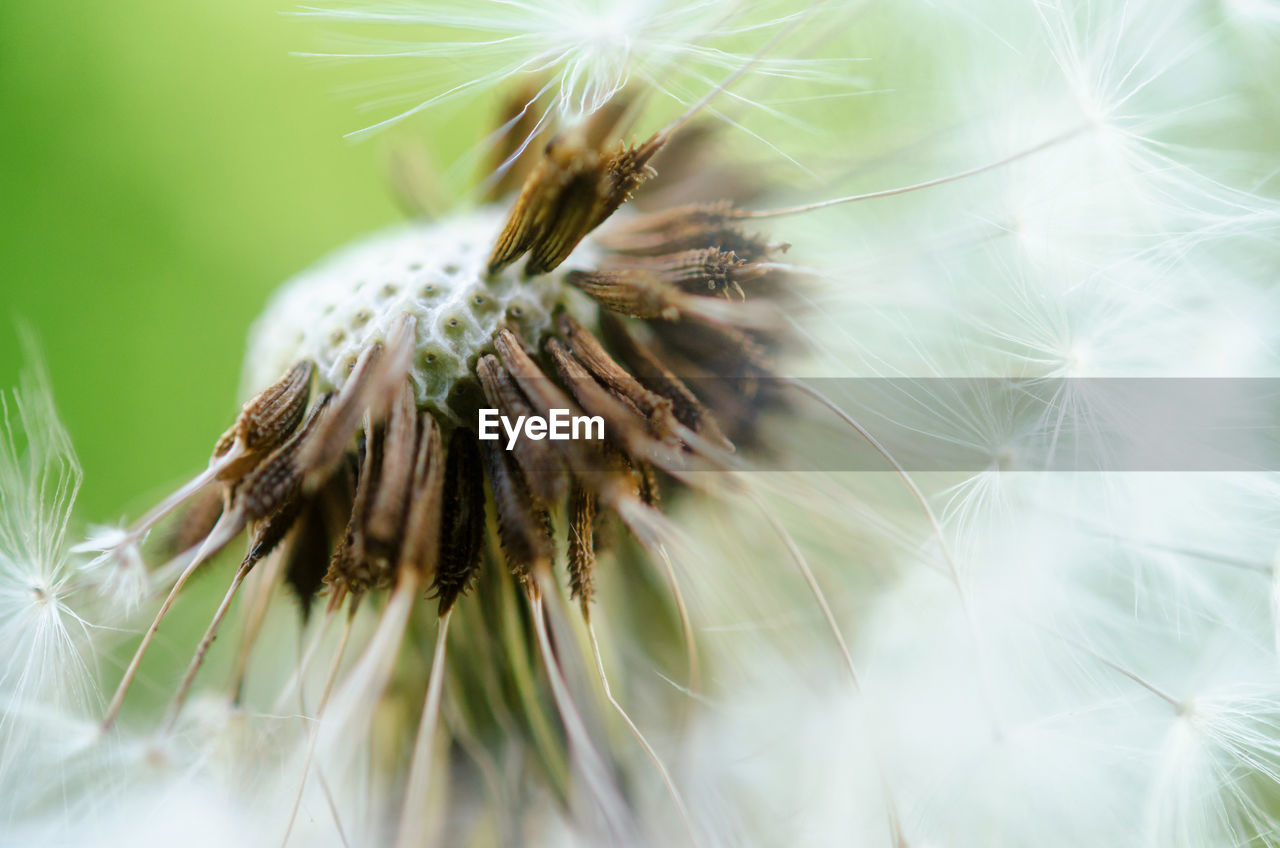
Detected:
left=86, top=24, right=853, bottom=841
left=9, top=0, right=1280, bottom=846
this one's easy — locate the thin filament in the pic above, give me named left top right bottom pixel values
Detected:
left=734, top=125, right=1090, bottom=218
left=585, top=616, right=698, bottom=845
left=394, top=610, right=454, bottom=848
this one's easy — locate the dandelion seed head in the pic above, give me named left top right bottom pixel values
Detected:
left=64, top=26, right=813, bottom=838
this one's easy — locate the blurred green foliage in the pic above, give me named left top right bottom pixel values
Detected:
left=0, top=1, right=481, bottom=520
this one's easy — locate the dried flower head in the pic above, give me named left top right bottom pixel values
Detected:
left=82, top=57, right=826, bottom=839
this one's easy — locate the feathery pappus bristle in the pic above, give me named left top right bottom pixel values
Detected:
left=0, top=338, right=111, bottom=825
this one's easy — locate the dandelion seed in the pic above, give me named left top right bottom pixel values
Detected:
left=0, top=338, right=103, bottom=820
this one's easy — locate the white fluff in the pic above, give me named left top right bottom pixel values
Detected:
left=294, top=0, right=861, bottom=138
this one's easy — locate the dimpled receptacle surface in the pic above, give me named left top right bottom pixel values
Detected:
left=244, top=205, right=596, bottom=416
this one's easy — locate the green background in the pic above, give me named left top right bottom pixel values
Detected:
left=0, top=1, right=486, bottom=520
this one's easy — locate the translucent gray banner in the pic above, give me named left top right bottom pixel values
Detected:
left=586, top=381, right=1280, bottom=473
left=733, top=378, right=1280, bottom=472
left=469, top=377, right=1280, bottom=471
